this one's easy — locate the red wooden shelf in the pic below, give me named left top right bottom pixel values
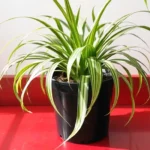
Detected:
left=1, top=75, right=150, bottom=106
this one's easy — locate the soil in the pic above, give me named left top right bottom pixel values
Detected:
left=54, top=72, right=112, bottom=84
left=55, top=72, right=76, bottom=83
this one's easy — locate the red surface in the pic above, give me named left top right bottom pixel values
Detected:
left=0, top=75, right=150, bottom=106
left=0, top=106, right=150, bottom=150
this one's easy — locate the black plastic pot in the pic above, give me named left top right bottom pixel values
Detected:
left=52, top=77, right=113, bottom=144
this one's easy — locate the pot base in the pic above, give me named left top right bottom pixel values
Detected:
left=59, top=128, right=108, bottom=144
left=56, top=111, right=110, bottom=144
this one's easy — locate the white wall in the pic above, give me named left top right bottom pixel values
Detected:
left=0, top=0, right=150, bottom=74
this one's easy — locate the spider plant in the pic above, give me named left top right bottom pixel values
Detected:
left=0, top=0, right=150, bottom=143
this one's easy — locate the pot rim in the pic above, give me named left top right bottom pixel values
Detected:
left=52, top=76, right=113, bottom=85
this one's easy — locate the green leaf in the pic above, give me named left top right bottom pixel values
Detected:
left=64, top=0, right=81, bottom=46
left=117, top=71, right=135, bottom=125
left=82, top=20, right=90, bottom=41
left=86, top=58, right=103, bottom=115
left=96, top=11, right=150, bottom=54
left=110, top=60, right=134, bottom=92
left=86, top=0, right=111, bottom=45
left=54, top=18, right=64, bottom=32
left=0, top=35, right=23, bottom=54
left=8, top=42, right=26, bottom=61
left=127, top=33, right=150, bottom=49
left=42, top=15, right=69, bottom=29
left=76, top=7, right=81, bottom=25
left=64, top=0, right=76, bottom=23
left=108, top=60, right=135, bottom=124
left=13, top=62, right=41, bottom=112
left=54, top=0, right=81, bottom=47
left=0, top=56, right=32, bottom=80
left=137, top=72, right=143, bottom=96
left=92, top=7, right=96, bottom=22
left=144, top=0, right=149, bottom=9
left=14, top=62, right=41, bottom=93
left=25, top=17, right=73, bottom=54
left=102, top=60, right=120, bottom=113
left=56, top=75, right=90, bottom=149
left=40, top=72, right=46, bottom=95
left=19, top=59, right=52, bottom=107
left=111, top=57, right=150, bottom=104
left=46, top=62, right=62, bottom=116
left=46, top=61, right=71, bottom=126
left=67, top=46, right=86, bottom=82
left=81, top=45, right=96, bottom=62
left=68, top=75, right=90, bottom=138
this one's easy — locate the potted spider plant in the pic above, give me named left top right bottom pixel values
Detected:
left=0, top=0, right=150, bottom=145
